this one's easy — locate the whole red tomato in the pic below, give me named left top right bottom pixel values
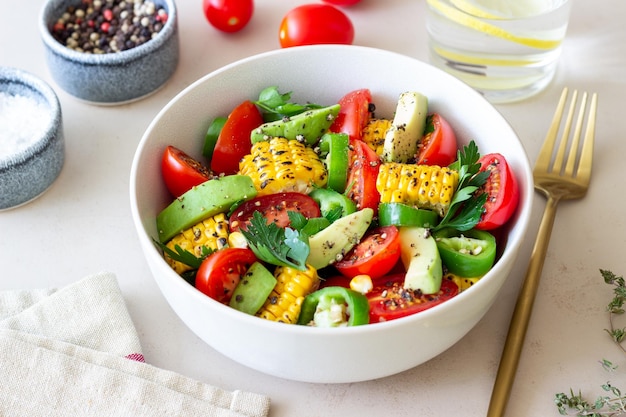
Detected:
left=279, top=4, right=355, bottom=48
left=202, top=0, right=253, bottom=33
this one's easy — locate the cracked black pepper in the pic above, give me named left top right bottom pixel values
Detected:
left=50, top=0, right=168, bottom=54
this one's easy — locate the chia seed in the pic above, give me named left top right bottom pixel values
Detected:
left=50, top=0, right=168, bottom=54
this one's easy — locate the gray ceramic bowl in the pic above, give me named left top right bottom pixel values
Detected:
left=0, top=67, right=64, bottom=210
left=39, top=0, right=179, bottom=105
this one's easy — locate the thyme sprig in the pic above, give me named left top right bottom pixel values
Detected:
left=554, top=269, right=626, bottom=416
left=602, top=269, right=626, bottom=354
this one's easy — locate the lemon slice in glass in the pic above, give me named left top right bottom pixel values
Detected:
left=450, top=0, right=554, bottom=19
left=427, top=0, right=561, bottom=49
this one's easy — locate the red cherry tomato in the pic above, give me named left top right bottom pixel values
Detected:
left=322, top=0, right=362, bottom=5
left=161, top=145, right=212, bottom=197
left=279, top=4, right=355, bottom=48
left=329, top=89, right=372, bottom=141
left=202, top=0, right=253, bottom=33
left=475, top=153, right=520, bottom=230
left=345, top=139, right=381, bottom=211
left=335, top=226, right=401, bottom=279
left=195, top=248, right=257, bottom=304
left=416, top=113, right=458, bottom=167
left=367, top=274, right=459, bottom=323
left=229, top=192, right=321, bottom=233
left=211, top=100, right=264, bottom=175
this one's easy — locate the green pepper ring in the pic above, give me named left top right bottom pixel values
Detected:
left=433, top=228, right=496, bottom=277
left=378, top=202, right=439, bottom=228
left=297, top=286, right=370, bottom=326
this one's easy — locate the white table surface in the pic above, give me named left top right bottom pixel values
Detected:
left=2, top=1, right=625, bottom=416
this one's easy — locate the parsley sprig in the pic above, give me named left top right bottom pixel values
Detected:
left=433, top=140, right=490, bottom=232
left=554, top=269, right=626, bottom=416
left=254, top=86, right=323, bottom=122
left=153, top=240, right=214, bottom=270
left=240, top=211, right=309, bottom=270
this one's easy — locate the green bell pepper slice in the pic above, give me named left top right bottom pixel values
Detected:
left=202, top=116, right=227, bottom=160
left=433, top=228, right=496, bottom=277
left=297, top=286, right=370, bottom=327
left=318, top=133, right=350, bottom=193
left=309, top=187, right=356, bottom=219
left=378, top=202, right=439, bottom=228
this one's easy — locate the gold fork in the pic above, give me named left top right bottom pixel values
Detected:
left=487, top=88, right=598, bottom=417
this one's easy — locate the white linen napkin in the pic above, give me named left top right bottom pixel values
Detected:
left=0, top=272, right=271, bottom=417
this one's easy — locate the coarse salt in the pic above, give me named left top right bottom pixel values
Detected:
left=0, top=91, right=51, bottom=163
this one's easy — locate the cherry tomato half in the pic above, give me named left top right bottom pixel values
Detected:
left=322, top=0, right=362, bottom=6
left=475, top=153, right=520, bottom=230
left=416, top=113, right=458, bottom=167
left=329, top=89, right=372, bottom=141
left=345, top=139, right=381, bottom=211
left=202, top=0, right=253, bottom=33
left=211, top=100, right=264, bottom=175
left=279, top=4, right=355, bottom=48
left=367, top=274, right=459, bottom=323
left=335, top=226, right=401, bottom=279
left=195, top=248, right=257, bottom=304
left=161, top=145, right=212, bottom=198
left=229, top=192, right=321, bottom=233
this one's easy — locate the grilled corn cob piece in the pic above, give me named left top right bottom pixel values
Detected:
left=257, top=264, right=320, bottom=324
left=239, top=137, right=328, bottom=196
left=165, top=213, right=229, bottom=274
left=376, top=162, right=459, bottom=217
left=444, top=272, right=481, bottom=292
left=362, top=118, right=392, bottom=156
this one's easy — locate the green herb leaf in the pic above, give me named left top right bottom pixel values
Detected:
left=433, top=140, right=488, bottom=232
left=153, top=239, right=213, bottom=270
left=254, top=86, right=323, bottom=121
left=240, top=211, right=309, bottom=270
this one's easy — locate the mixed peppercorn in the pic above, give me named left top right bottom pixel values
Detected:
left=50, top=0, right=168, bottom=54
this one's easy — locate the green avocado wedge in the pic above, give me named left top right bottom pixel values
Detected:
left=250, top=104, right=341, bottom=145
left=156, top=175, right=257, bottom=243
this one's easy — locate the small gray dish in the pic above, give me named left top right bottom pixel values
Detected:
left=0, top=67, right=65, bottom=210
left=39, top=0, right=179, bottom=105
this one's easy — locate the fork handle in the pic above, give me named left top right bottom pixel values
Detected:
left=487, top=195, right=559, bottom=417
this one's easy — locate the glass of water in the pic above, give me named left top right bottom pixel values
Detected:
left=426, top=0, right=572, bottom=103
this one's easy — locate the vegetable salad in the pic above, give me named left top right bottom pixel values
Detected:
left=155, top=87, right=520, bottom=327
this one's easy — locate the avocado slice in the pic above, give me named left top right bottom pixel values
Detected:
left=399, top=226, right=443, bottom=294
left=306, top=208, right=373, bottom=270
left=156, top=175, right=257, bottom=243
left=250, top=104, right=341, bottom=145
left=229, top=261, right=277, bottom=315
left=382, top=91, right=428, bottom=163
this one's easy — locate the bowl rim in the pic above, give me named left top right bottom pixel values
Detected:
left=0, top=66, right=62, bottom=170
left=130, top=44, right=535, bottom=334
left=38, top=0, right=177, bottom=65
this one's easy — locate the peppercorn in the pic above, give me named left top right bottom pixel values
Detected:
left=50, top=0, right=167, bottom=54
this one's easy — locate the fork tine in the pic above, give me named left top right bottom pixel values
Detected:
left=535, top=88, right=569, bottom=172
left=576, top=92, right=598, bottom=182
left=563, top=91, right=587, bottom=176
left=553, top=89, right=578, bottom=173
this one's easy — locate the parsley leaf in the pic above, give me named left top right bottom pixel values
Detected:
left=254, top=86, right=323, bottom=121
left=434, top=140, right=488, bottom=232
left=240, top=211, right=309, bottom=270
left=153, top=239, right=214, bottom=270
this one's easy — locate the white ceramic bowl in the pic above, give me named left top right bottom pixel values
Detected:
left=130, top=45, right=533, bottom=383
